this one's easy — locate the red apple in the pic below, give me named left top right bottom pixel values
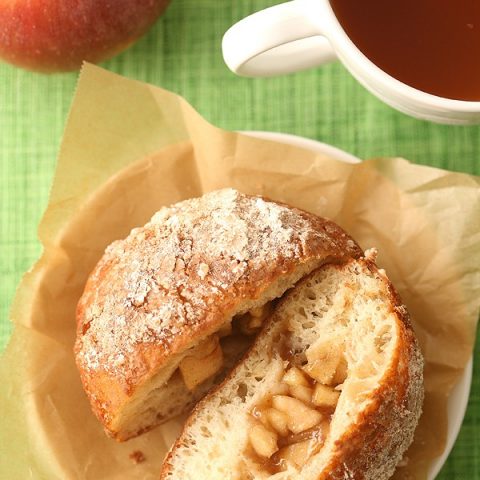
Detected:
left=0, top=0, right=171, bottom=72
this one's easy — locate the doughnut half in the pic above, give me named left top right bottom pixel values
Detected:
left=74, top=189, right=362, bottom=440
left=160, top=254, right=424, bottom=480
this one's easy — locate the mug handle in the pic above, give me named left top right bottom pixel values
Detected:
left=222, top=1, right=336, bottom=77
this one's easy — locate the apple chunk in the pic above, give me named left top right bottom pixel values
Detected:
left=0, top=0, right=171, bottom=72
left=179, top=336, right=223, bottom=391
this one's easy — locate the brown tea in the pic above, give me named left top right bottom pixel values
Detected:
left=330, top=0, right=480, bottom=101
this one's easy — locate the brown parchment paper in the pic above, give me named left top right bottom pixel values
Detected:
left=1, top=63, right=479, bottom=480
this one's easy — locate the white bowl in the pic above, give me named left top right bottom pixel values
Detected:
left=243, top=130, right=473, bottom=479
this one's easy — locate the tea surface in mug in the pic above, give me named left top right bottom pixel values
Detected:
left=330, top=0, right=480, bottom=101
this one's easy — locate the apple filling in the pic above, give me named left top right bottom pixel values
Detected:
left=178, top=335, right=224, bottom=391
left=235, top=303, right=274, bottom=336
left=178, top=303, right=274, bottom=391
left=247, top=340, right=347, bottom=473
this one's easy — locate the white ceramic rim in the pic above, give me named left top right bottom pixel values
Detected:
left=318, top=0, right=480, bottom=112
left=242, top=129, right=473, bottom=479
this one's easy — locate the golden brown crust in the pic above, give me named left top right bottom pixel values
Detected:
left=315, top=260, right=424, bottom=480
left=74, top=189, right=362, bottom=438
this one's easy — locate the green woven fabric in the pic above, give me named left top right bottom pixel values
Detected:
left=0, top=0, right=478, bottom=477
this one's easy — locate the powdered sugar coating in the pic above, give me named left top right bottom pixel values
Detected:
left=75, top=189, right=360, bottom=389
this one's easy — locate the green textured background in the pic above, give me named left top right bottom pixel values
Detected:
left=0, top=1, right=478, bottom=478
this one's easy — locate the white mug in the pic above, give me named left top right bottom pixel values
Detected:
left=222, top=0, right=480, bottom=125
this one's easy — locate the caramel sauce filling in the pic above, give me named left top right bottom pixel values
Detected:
left=178, top=303, right=275, bottom=391
left=247, top=340, right=347, bottom=473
